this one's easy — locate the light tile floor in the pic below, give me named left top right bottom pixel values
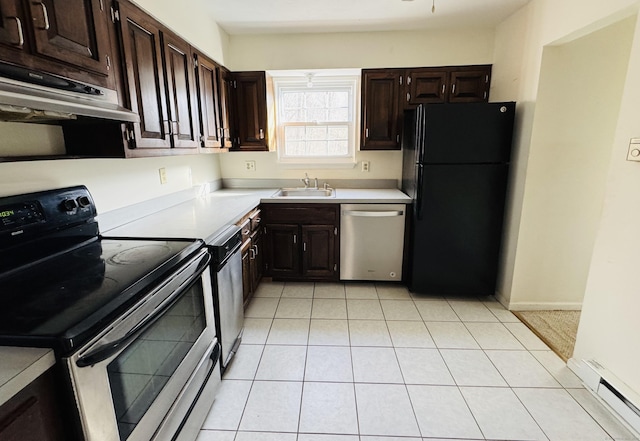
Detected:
left=197, top=281, right=638, bottom=441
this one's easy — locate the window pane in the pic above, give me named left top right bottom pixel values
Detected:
left=328, top=140, right=349, bottom=155
left=276, top=77, right=356, bottom=160
left=328, top=91, right=348, bottom=108
left=307, top=141, right=328, bottom=155
left=328, top=126, right=348, bottom=140
left=328, top=108, right=348, bottom=122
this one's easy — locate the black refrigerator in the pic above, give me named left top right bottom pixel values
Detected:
left=402, top=102, right=515, bottom=295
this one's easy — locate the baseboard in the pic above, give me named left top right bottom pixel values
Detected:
left=570, top=358, right=640, bottom=437
left=508, top=301, right=582, bottom=311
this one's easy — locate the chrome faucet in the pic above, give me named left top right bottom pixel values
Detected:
left=301, top=173, right=310, bottom=188
left=314, top=177, right=318, bottom=189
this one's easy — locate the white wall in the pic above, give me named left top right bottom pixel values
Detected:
left=492, top=0, right=638, bottom=309
left=227, top=28, right=495, bottom=71
left=490, top=0, right=640, bottom=396
left=132, top=0, right=230, bottom=64
left=574, top=9, right=640, bottom=397
left=0, top=154, right=222, bottom=213
left=221, top=28, right=496, bottom=181
left=508, top=17, right=634, bottom=309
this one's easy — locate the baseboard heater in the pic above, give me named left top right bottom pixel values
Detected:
left=581, top=359, right=640, bottom=434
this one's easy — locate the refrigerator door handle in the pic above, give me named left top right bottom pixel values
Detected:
left=415, top=163, right=424, bottom=220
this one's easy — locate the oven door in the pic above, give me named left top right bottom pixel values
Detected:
left=65, top=249, right=217, bottom=441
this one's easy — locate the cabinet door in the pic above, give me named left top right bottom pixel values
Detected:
left=117, top=2, right=170, bottom=149
left=161, top=31, right=198, bottom=149
left=219, top=66, right=235, bottom=148
left=232, top=71, right=268, bottom=151
left=195, top=53, right=223, bottom=149
left=449, top=67, right=491, bottom=103
left=241, top=240, right=251, bottom=307
left=265, top=224, right=299, bottom=278
left=28, top=0, right=111, bottom=76
left=250, top=228, right=263, bottom=292
left=361, top=69, right=402, bottom=150
left=0, top=0, right=26, bottom=50
left=0, top=368, right=68, bottom=441
left=406, top=68, right=448, bottom=107
left=301, top=225, right=336, bottom=280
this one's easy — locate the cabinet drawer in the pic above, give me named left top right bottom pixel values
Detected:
left=250, top=209, right=262, bottom=231
left=263, top=205, right=338, bottom=224
left=238, top=218, right=251, bottom=239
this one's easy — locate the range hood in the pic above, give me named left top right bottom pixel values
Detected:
left=0, top=62, right=139, bottom=123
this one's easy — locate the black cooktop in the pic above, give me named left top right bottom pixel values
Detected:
left=0, top=186, right=206, bottom=356
left=0, top=236, right=203, bottom=355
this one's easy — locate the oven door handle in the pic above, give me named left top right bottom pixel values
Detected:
left=76, top=251, right=212, bottom=368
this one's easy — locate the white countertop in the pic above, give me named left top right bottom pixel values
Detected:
left=0, top=347, right=56, bottom=406
left=105, top=188, right=411, bottom=242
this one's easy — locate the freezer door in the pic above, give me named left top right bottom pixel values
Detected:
left=422, top=102, right=515, bottom=164
left=409, top=163, right=509, bottom=295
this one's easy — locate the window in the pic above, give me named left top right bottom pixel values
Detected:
left=272, top=73, right=359, bottom=166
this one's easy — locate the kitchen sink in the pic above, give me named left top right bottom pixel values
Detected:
left=271, top=188, right=335, bottom=198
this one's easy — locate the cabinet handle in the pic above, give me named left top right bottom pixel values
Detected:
left=442, top=84, right=446, bottom=95
left=259, top=128, right=264, bottom=140
left=452, top=84, right=456, bottom=94
left=406, top=92, right=410, bottom=102
left=293, top=234, right=297, bottom=244
left=303, top=242, right=307, bottom=252
left=407, top=76, right=412, bottom=85
left=253, top=245, right=258, bottom=256
left=33, top=2, right=50, bottom=30
left=365, top=128, right=369, bottom=138
left=399, top=76, right=403, bottom=86
left=250, top=248, right=256, bottom=259
left=8, top=17, right=24, bottom=46
left=106, top=55, right=111, bottom=70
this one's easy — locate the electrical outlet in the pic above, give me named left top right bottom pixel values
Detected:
left=245, top=160, right=256, bottom=172
left=159, top=167, right=168, bottom=184
left=361, top=161, right=370, bottom=172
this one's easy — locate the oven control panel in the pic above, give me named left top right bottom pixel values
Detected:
left=0, top=186, right=97, bottom=246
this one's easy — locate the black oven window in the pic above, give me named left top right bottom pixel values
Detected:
left=107, top=281, right=206, bottom=441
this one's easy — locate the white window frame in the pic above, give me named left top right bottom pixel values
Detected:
left=271, top=72, right=360, bottom=168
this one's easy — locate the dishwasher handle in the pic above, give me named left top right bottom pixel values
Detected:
left=342, top=210, right=404, bottom=217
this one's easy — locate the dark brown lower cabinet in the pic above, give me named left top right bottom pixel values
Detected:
left=237, top=208, right=263, bottom=307
left=263, top=204, right=339, bottom=281
left=0, top=367, right=70, bottom=441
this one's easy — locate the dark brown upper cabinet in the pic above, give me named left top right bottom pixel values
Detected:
left=361, top=70, right=403, bottom=150
left=361, top=65, right=491, bottom=150
left=405, top=68, right=448, bottom=106
left=0, top=0, right=114, bottom=88
left=219, top=66, right=235, bottom=148
left=230, top=71, right=268, bottom=151
left=116, top=1, right=198, bottom=156
left=449, top=67, right=491, bottom=103
left=162, top=30, right=199, bottom=148
left=194, top=52, right=224, bottom=150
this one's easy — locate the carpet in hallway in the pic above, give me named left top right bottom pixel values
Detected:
left=513, top=310, right=581, bottom=362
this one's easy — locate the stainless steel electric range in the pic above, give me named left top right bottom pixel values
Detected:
left=0, top=186, right=220, bottom=441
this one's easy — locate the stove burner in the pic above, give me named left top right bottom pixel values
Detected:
left=108, top=244, right=172, bottom=265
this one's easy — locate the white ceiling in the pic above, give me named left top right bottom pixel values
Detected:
left=206, top=0, right=531, bottom=35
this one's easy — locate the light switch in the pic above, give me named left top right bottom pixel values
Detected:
left=626, top=138, right=640, bottom=162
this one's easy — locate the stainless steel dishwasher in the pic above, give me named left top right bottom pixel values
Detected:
left=340, top=203, right=406, bottom=281
left=209, top=225, right=244, bottom=371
